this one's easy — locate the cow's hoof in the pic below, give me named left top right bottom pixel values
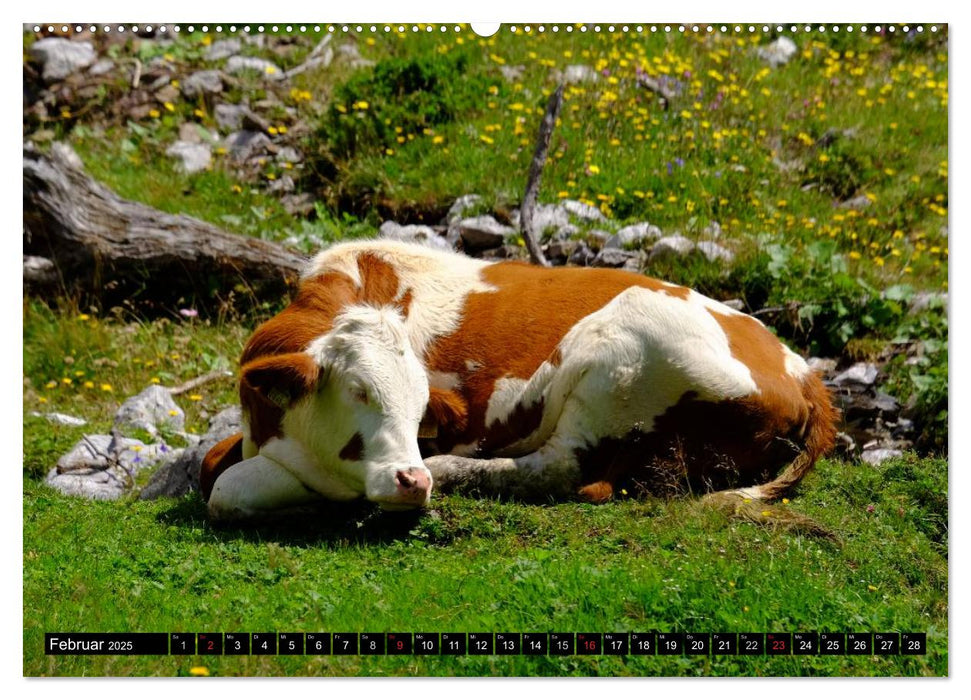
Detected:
left=578, top=481, right=614, bottom=504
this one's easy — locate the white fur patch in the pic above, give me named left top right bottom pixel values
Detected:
left=484, top=376, right=530, bottom=428
left=302, top=240, right=496, bottom=358
left=782, top=344, right=811, bottom=380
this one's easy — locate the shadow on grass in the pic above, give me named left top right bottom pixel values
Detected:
left=154, top=495, right=430, bottom=548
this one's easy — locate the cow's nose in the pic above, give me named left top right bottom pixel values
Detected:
left=394, top=467, right=431, bottom=504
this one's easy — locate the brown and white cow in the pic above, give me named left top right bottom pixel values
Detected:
left=202, top=240, right=837, bottom=520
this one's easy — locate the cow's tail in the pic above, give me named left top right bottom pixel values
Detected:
left=701, top=372, right=839, bottom=539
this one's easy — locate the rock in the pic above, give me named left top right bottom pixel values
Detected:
left=909, top=292, right=947, bottom=313
left=267, top=174, right=296, bottom=193
left=180, top=70, right=223, bottom=98
left=206, top=38, right=242, bottom=61
left=87, top=59, right=115, bottom=77
left=154, top=83, right=180, bottom=105
left=807, top=357, right=838, bottom=373
left=275, top=147, right=303, bottom=164
left=140, top=406, right=242, bottom=499
left=336, top=42, right=374, bottom=69
left=649, top=235, right=696, bottom=260
left=560, top=64, right=599, bottom=84
left=29, top=38, right=96, bottom=82
left=721, top=299, right=746, bottom=312
left=30, top=412, right=87, bottom=427
left=545, top=239, right=580, bottom=264
left=114, top=385, right=186, bottom=437
left=223, top=130, right=272, bottom=162
left=561, top=199, right=606, bottom=222
left=550, top=224, right=580, bottom=242
left=860, top=447, right=904, bottom=466
left=593, top=248, right=638, bottom=268
left=456, top=215, right=516, bottom=252
left=225, top=55, right=284, bottom=80
left=757, top=36, right=798, bottom=68
left=499, top=65, right=526, bottom=82
left=696, top=240, right=735, bottom=264
left=569, top=241, right=596, bottom=266
left=839, top=195, right=872, bottom=211
left=511, top=203, right=572, bottom=236
left=479, top=244, right=528, bottom=261
left=165, top=141, right=212, bottom=174
left=214, top=103, right=249, bottom=131
left=23, top=255, right=58, bottom=286
left=832, top=362, right=879, bottom=386
left=47, top=434, right=179, bottom=500
left=445, top=194, right=483, bottom=224
left=379, top=221, right=451, bottom=250
left=281, top=193, right=315, bottom=217
left=604, top=222, right=662, bottom=249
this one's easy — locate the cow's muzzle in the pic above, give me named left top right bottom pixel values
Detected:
left=376, top=466, right=432, bottom=510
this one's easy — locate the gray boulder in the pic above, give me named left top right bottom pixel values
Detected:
left=560, top=64, right=599, bottom=84
left=604, top=222, right=662, bottom=249
left=205, top=38, right=242, bottom=61
left=649, top=235, right=696, bottom=260
left=456, top=215, right=516, bottom=252
left=47, top=434, right=180, bottom=501
left=592, top=248, right=639, bottom=268
left=165, top=141, right=212, bottom=174
left=114, top=385, right=186, bottom=437
left=696, top=240, right=735, bottom=264
left=223, top=130, right=272, bottom=162
left=30, top=411, right=86, bottom=427
left=140, top=406, right=242, bottom=500
left=445, top=194, right=484, bottom=224
left=225, top=55, right=284, bottom=80
left=29, top=38, right=96, bottom=82
left=860, top=447, right=904, bottom=466
left=561, top=199, right=606, bottom=222
left=180, top=70, right=223, bottom=98
left=832, top=362, right=879, bottom=387
left=378, top=221, right=451, bottom=251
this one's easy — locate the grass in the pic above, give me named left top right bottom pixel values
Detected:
left=22, top=24, right=948, bottom=678
left=23, top=452, right=947, bottom=677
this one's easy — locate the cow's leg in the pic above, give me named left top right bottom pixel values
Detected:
left=424, top=439, right=582, bottom=501
left=207, top=454, right=324, bottom=521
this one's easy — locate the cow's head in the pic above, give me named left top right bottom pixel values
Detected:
left=205, top=305, right=433, bottom=517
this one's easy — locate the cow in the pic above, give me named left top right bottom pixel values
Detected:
left=201, top=239, right=837, bottom=520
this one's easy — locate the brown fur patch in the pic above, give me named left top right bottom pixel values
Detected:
left=240, top=353, right=319, bottom=447
left=426, top=387, right=469, bottom=434
left=338, top=432, right=365, bottom=462
left=424, top=262, right=691, bottom=452
left=200, top=433, right=244, bottom=502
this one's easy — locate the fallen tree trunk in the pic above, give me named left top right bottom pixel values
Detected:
left=23, top=142, right=307, bottom=312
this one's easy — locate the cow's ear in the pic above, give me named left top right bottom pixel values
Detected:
left=241, top=353, right=320, bottom=409
left=200, top=433, right=244, bottom=502
left=425, top=387, right=469, bottom=435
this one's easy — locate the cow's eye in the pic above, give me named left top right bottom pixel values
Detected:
left=351, top=387, right=369, bottom=405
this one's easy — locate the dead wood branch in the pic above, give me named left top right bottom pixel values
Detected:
left=519, top=84, right=564, bottom=268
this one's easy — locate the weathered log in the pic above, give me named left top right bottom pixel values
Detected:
left=519, top=84, right=563, bottom=268
left=23, top=142, right=307, bottom=311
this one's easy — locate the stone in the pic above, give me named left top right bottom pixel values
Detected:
left=456, top=215, right=515, bottom=251
left=225, top=55, right=284, bottom=80
left=499, top=65, right=526, bottom=82
left=569, top=241, right=596, bottom=266
left=604, top=222, right=662, bottom=249
left=214, top=103, right=249, bottom=131
left=267, top=174, right=296, bottom=193
left=550, top=224, right=579, bottom=242
left=757, top=36, right=798, bottom=68
left=223, top=130, right=272, bottom=162
left=511, top=203, right=572, bottom=236
left=379, top=221, right=451, bottom=251
left=23, top=256, right=58, bottom=286
left=180, top=70, right=223, bottom=98
left=561, top=199, right=606, bottom=222
left=702, top=221, right=723, bottom=239
left=30, top=412, right=86, bottom=427
left=479, top=245, right=528, bottom=261
left=281, top=193, right=316, bottom=217
left=909, top=292, right=948, bottom=313
left=860, top=448, right=904, bottom=466
left=721, top=299, right=746, bottom=312
left=114, top=385, right=186, bottom=437
left=47, top=434, right=179, bottom=500
left=29, top=38, right=96, bottom=82
left=839, top=195, right=872, bottom=211
left=165, top=141, right=212, bottom=174
left=649, top=235, right=696, bottom=260
left=593, top=248, right=638, bottom=268
left=275, top=147, right=303, bottom=164
left=445, top=194, right=483, bottom=224
left=545, top=239, right=580, bottom=264
left=807, top=357, right=838, bottom=374
left=832, top=362, right=879, bottom=387
left=696, top=240, right=735, bottom=263
left=206, top=38, right=242, bottom=61
left=561, top=64, right=599, bottom=84
left=140, top=406, right=242, bottom=499
left=87, top=59, right=115, bottom=77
